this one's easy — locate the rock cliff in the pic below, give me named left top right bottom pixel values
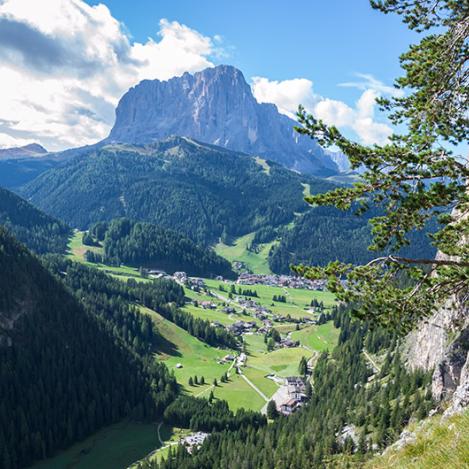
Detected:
left=406, top=224, right=468, bottom=413
left=107, top=65, right=339, bottom=176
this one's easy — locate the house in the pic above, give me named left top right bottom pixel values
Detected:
left=281, top=338, right=299, bottom=348
left=280, top=398, right=301, bottom=416
left=228, top=320, right=256, bottom=336
left=181, top=432, right=209, bottom=454
left=223, top=306, right=236, bottom=314
left=175, top=363, right=183, bottom=369
left=173, top=271, right=188, bottom=283
left=201, top=301, right=216, bottom=309
left=237, top=353, right=247, bottom=367
left=223, top=354, right=236, bottom=362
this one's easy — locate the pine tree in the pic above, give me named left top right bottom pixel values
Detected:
left=266, top=400, right=279, bottom=420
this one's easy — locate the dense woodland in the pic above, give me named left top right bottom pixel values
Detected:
left=22, top=138, right=335, bottom=244
left=268, top=205, right=437, bottom=273
left=0, top=187, right=71, bottom=254
left=87, top=218, right=235, bottom=278
left=140, top=305, right=433, bottom=469
left=0, top=229, right=178, bottom=469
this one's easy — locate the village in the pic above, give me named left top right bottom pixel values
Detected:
left=143, top=269, right=330, bottom=428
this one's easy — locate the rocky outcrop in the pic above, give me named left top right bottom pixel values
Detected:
left=406, top=216, right=469, bottom=412
left=107, top=65, right=339, bottom=176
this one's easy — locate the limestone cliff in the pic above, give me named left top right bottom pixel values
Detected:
left=107, top=65, right=339, bottom=176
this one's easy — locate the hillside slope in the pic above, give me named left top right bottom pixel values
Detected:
left=22, top=137, right=335, bottom=244
left=0, top=228, right=170, bottom=469
left=0, top=186, right=71, bottom=254
left=367, top=410, right=469, bottom=468
left=88, top=218, right=235, bottom=278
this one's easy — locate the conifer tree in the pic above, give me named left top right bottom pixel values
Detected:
left=294, top=0, right=468, bottom=333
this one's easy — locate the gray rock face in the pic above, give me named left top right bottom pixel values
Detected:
left=107, top=65, right=339, bottom=176
left=405, top=217, right=469, bottom=412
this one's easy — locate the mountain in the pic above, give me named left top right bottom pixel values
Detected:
left=107, top=65, right=339, bottom=176
left=0, top=186, right=71, bottom=254
left=0, top=143, right=48, bottom=160
left=22, top=137, right=336, bottom=244
left=0, top=228, right=176, bottom=468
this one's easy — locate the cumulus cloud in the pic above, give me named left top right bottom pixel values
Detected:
left=0, top=0, right=220, bottom=150
left=251, top=74, right=395, bottom=145
left=251, top=77, right=318, bottom=118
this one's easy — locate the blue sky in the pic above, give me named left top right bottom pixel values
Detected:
left=87, top=0, right=416, bottom=101
left=0, top=0, right=419, bottom=150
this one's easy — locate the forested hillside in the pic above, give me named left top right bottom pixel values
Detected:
left=0, top=229, right=177, bottom=469
left=21, top=137, right=335, bottom=244
left=0, top=187, right=71, bottom=254
left=268, top=206, right=437, bottom=273
left=87, top=218, right=235, bottom=278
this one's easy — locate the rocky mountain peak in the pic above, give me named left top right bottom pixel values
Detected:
left=107, top=65, right=339, bottom=176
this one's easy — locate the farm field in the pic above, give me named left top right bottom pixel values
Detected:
left=211, top=372, right=267, bottom=411
left=31, top=421, right=165, bottom=469
left=248, top=346, right=311, bottom=378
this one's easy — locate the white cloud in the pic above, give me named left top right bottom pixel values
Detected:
left=251, top=76, right=318, bottom=118
left=0, top=0, right=220, bottom=150
left=339, top=73, right=404, bottom=98
left=251, top=75, right=395, bottom=145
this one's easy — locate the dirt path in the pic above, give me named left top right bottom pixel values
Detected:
left=238, top=367, right=269, bottom=402
left=363, top=350, right=381, bottom=373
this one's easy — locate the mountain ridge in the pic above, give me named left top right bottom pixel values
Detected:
left=107, top=65, right=340, bottom=176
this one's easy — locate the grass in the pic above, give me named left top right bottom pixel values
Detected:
left=130, top=427, right=191, bottom=467
left=30, top=421, right=164, bottom=469
left=367, top=409, right=469, bottom=469
left=291, top=322, right=340, bottom=352
left=211, top=373, right=266, bottom=411
left=214, top=232, right=276, bottom=275
left=140, top=306, right=233, bottom=393
left=248, top=347, right=311, bottom=378
left=243, top=366, right=279, bottom=397
left=255, top=156, right=271, bottom=175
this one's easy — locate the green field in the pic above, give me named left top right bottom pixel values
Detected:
left=214, top=232, right=276, bottom=274
left=31, top=421, right=165, bottom=469
left=248, top=346, right=312, bottom=378
left=67, top=230, right=338, bottom=412
left=211, top=372, right=267, bottom=411
left=140, top=306, right=233, bottom=393
left=291, top=322, right=340, bottom=352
